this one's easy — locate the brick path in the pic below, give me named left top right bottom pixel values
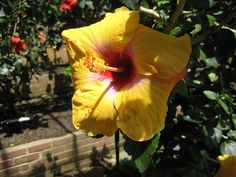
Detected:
left=74, top=166, right=125, bottom=177
left=62, top=165, right=127, bottom=177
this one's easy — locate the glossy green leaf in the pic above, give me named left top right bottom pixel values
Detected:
left=79, top=0, right=86, bottom=8
left=183, top=115, right=203, bottom=124
left=64, top=66, right=72, bottom=77
left=227, top=130, right=236, bottom=141
left=0, top=64, right=10, bottom=75
left=212, top=128, right=222, bottom=144
left=208, top=72, right=218, bottom=82
left=217, top=98, right=230, bottom=115
left=203, top=126, right=222, bottom=145
left=217, top=117, right=231, bottom=131
left=209, top=0, right=216, bottom=7
left=220, top=141, right=236, bottom=155
left=124, top=134, right=160, bottom=173
left=191, top=24, right=202, bottom=36
left=169, top=26, right=182, bottom=36
left=193, top=80, right=202, bottom=85
left=205, top=58, right=220, bottom=68
left=199, top=48, right=207, bottom=61
left=232, top=114, right=236, bottom=128
left=203, top=90, right=218, bottom=100
left=156, top=0, right=170, bottom=6
left=86, top=1, right=94, bottom=10
left=206, top=15, right=216, bottom=26
left=172, top=79, right=188, bottom=97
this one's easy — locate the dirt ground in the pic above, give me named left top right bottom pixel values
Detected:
left=0, top=94, right=76, bottom=149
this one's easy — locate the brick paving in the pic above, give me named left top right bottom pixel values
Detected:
left=74, top=166, right=125, bottom=177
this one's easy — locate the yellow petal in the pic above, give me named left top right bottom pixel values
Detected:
left=214, top=155, right=236, bottom=177
left=72, top=80, right=118, bottom=136
left=114, top=75, right=169, bottom=141
left=130, top=25, right=191, bottom=79
left=62, top=6, right=140, bottom=64
left=70, top=59, right=111, bottom=91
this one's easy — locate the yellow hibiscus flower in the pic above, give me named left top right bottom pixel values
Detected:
left=62, top=7, right=192, bottom=141
left=214, top=155, right=236, bottom=177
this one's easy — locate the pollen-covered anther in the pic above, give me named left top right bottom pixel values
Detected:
left=84, top=56, right=106, bottom=72
left=84, top=56, right=126, bottom=73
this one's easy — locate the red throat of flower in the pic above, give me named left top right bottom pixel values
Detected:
left=84, top=52, right=137, bottom=90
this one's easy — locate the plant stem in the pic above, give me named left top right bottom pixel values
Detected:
left=13, top=17, right=19, bottom=35
left=191, top=9, right=236, bottom=44
left=115, top=130, right=120, bottom=169
left=164, top=0, right=187, bottom=33
left=139, top=6, right=168, bottom=25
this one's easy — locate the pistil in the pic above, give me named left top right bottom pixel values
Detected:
left=104, top=65, right=126, bottom=73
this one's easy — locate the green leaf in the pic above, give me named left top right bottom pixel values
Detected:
left=217, top=98, right=230, bottom=115
left=217, top=117, right=231, bottom=131
left=64, top=66, right=72, bottom=77
left=202, top=126, right=222, bottom=144
left=205, top=57, right=220, bottom=68
left=208, top=72, right=218, bottom=82
left=156, top=0, right=170, bottom=6
left=182, top=115, right=203, bottom=124
left=0, top=17, right=6, bottom=24
left=232, top=114, right=236, bottom=128
left=220, top=140, right=236, bottom=155
left=206, top=15, right=216, bottom=27
left=119, top=0, right=140, bottom=10
left=49, top=4, right=59, bottom=15
left=199, top=48, right=206, bottom=62
left=203, top=90, right=218, bottom=100
left=0, top=8, right=5, bottom=17
left=79, top=0, right=86, bottom=8
left=191, top=24, right=202, bottom=37
left=140, top=0, right=149, bottom=8
left=14, top=58, right=24, bottom=70
left=209, top=0, right=216, bottom=8
left=193, top=80, right=202, bottom=85
left=86, top=1, right=94, bottom=10
left=212, top=128, right=222, bottom=144
left=172, top=79, right=188, bottom=97
left=124, top=134, right=160, bottom=173
left=0, top=64, right=10, bottom=75
left=227, top=130, right=236, bottom=141
left=169, top=26, right=182, bottom=36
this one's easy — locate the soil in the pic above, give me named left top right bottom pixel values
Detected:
left=0, top=93, right=76, bottom=149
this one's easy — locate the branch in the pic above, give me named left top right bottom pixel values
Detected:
left=164, top=0, right=187, bottom=33
left=191, top=10, right=236, bottom=44
left=13, top=17, right=19, bottom=34
left=139, top=6, right=168, bottom=25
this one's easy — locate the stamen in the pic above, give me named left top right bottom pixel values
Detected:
left=84, top=56, right=126, bottom=73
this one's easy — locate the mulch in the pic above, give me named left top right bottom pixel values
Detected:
left=0, top=94, right=75, bottom=149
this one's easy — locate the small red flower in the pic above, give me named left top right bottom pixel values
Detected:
left=11, top=37, right=26, bottom=54
left=60, top=0, right=77, bottom=12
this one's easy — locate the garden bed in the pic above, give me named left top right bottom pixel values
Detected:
left=0, top=93, right=74, bottom=149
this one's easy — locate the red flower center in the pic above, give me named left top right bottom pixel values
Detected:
left=94, top=50, right=137, bottom=91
